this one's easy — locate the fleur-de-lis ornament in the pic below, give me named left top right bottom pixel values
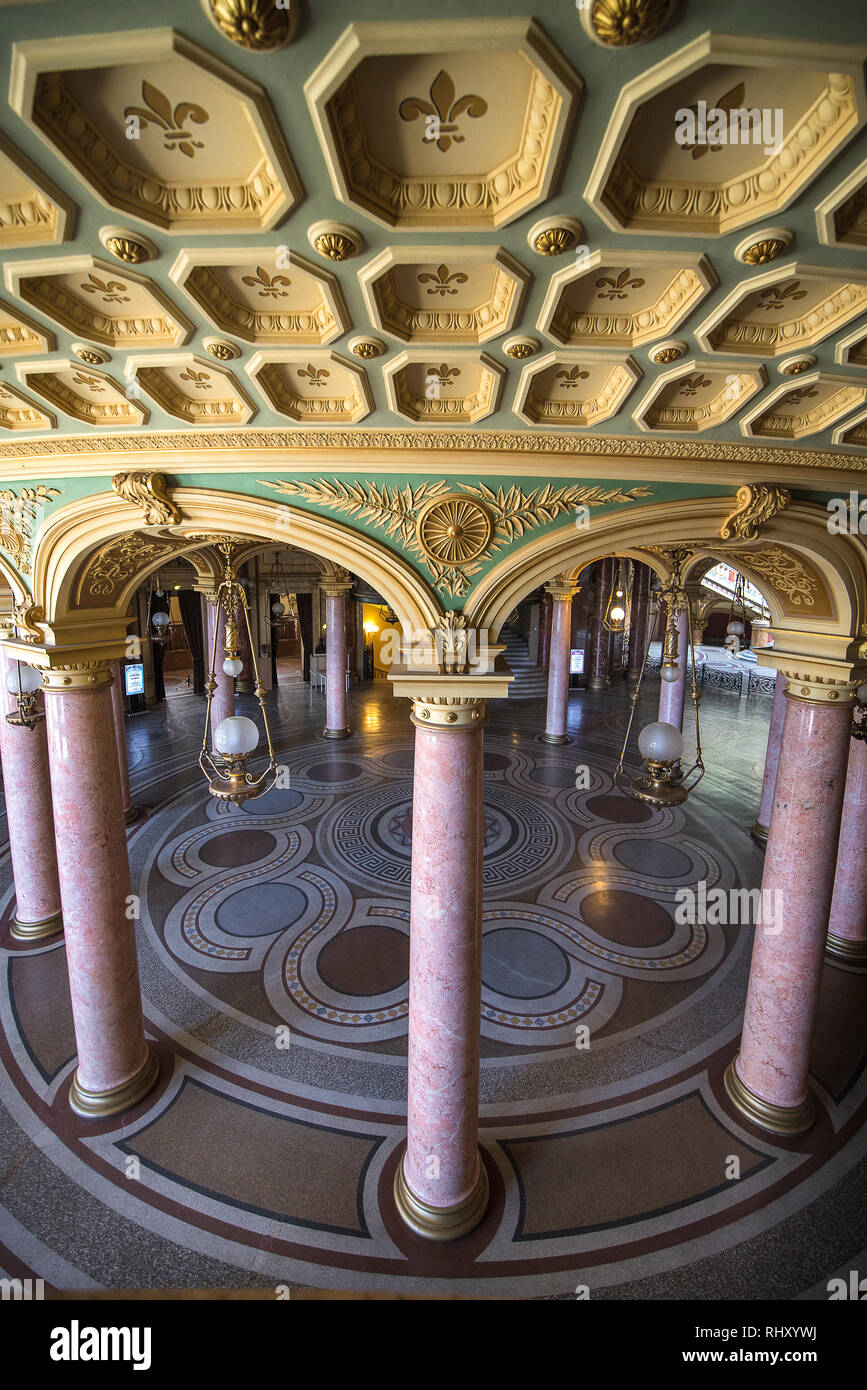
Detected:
left=757, top=281, right=808, bottom=311
left=241, top=266, right=292, bottom=298
left=679, top=374, right=712, bottom=397
left=786, top=386, right=819, bottom=405
left=179, top=368, right=212, bottom=391
left=427, top=363, right=462, bottom=387
left=399, top=70, right=488, bottom=153
left=556, top=366, right=590, bottom=388
left=417, top=264, right=470, bottom=297
left=682, top=83, right=746, bottom=159
left=72, top=372, right=106, bottom=393
left=297, top=364, right=330, bottom=386
left=124, top=81, right=209, bottom=159
left=80, top=272, right=130, bottom=305
left=596, top=269, right=646, bottom=301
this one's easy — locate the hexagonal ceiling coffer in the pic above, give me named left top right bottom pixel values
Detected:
left=632, top=358, right=765, bottom=433
left=695, top=263, right=867, bottom=357
left=10, top=28, right=302, bottom=233
left=0, top=378, right=54, bottom=431
left=5, top=255, right=192, bottom=350
left=124, top=353, right=257, bottom=426
left=513, top=351, right=641, bottom=428
left=740, top=373, right=867, bottom=440
left=247, top=351, right=372, bottom=425
left=170, top=248, right=349, bottom=346
left=538, top=250, right=716, bottom=349
left=0, top=131, right=75, bottom=249
left=383, top=351, right=504, bottom=424
left=16, top=359, right=149, bottom=427
left=359, top=246, right=529, bottom=345
left=305, top=19, right=581, bottom=230
left=0, top=296, right=55, bottom=358
left=585, top=33, right=867, bottom=236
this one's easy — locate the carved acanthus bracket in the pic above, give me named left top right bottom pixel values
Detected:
left=12, top=602, right=45, bottom=641
left=720, top=484, right=791, bottom=542
left=111, top=471, right=181, bottom=527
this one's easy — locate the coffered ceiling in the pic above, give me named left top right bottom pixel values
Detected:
left=1, top=0, right=867, bottom=459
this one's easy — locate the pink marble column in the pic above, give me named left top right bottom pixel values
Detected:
left=587, top=558, right=613, bottom=690
left=827, top=728, right=867, bottom=964
left=395, top=701, right=488, bottom=1239
left=657, top=604, right=690, bottom=731
left=543, top=582, right=575, bottom=744
left=725, top=681, right=855, bottom=1134
left=626, top=563, right=651, bottom=680
left=0, top=649, right=62, bottom=940
left=43, top=666, right=158, bottom=1117
left=205, top=599, right=234, bottom=741
left=323, top=584, right=350, bottom=739
left=751, top=672, right=787, bottom=848
left=110, top=660, right=139, bottom=825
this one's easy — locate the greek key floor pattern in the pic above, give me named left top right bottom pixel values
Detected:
left=1, top=682, right=865, bottom=1298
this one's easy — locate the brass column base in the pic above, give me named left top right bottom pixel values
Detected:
left=750, top=821, right=769, bottom=848
left=541, top=732, right=568, bottom=745
left=322, top=726, right=350, bottom=740
left=124, top=805, right=142, bottom=826
left=394, top=1153, right=489, bottom=1242
left=11, top=909, right=63, bottom=942
left=69, top=1045, right=159, bottom=1120
left=723, top=1056, right=815, bottom=1135
left=825, top=930, right=867, bottom=965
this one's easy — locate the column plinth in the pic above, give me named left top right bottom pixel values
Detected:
left=751, top=672, right=787, bottom=847
left=323, top=581, right=351, bottom=739
left=727, top=671, right=859, bottom=1135
left=827, top=729, right=867, bottom=964
left=543, top=580, right=577, bottom=743
left=42, top=663, right=156, bottom=1118
left=0, top=646, right=63, bottom=941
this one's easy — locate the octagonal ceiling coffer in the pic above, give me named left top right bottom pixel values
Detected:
left=359, top=246, right=529, bottom=345
left=10, top=28, right=302, bottom=234
left=586, top=33, right=867, bottom=237
left=5, top=255, right=192, bottom=350
left=632, top=358, right=766, bottom=433
left=695, top=263, right=867, bottom=357
left=16, top=359, right=148, bottom=427
left=538, top=250, right=716, bottom=349
left=513, top=351, right=641, bottom=428
left=383, top=350, right=504, bottom=424
left=247, top=351, right=372, bottom=425
left=170, top=248, right=349, bottom=346
left=740, top=372, right=867, bottom=440
left=306, top=19, right=581, bottom=230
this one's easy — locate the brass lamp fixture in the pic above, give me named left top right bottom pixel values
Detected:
left=725, top=572, right=749, bottom=652
left=615, top=555, right=705, bottom=808
left=5, top=659, right=43, bottom=730
left=200, top=542, right=278, bottom=807
left=146, top=573, right=171, bottom=646
left=603, top=559, right=630, bottom=634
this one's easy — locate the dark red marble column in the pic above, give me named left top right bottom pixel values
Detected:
left=587, top=558, right=613, bottom=691
left=537, top=593, right=552, bottom=670
left=627, top=563, right=651, bottom=680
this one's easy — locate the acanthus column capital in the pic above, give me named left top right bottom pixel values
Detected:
left=40, top=661, right=115, bottom=693
left=321, top=580, right=353, bottom=600
left=544, top=581, right=578, bottom=602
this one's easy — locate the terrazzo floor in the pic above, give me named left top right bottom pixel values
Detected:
left=0, top=675, right=864, bottom=1298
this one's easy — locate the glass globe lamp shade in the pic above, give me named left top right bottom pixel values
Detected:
left=660, top=661, right=681, bottom=683
left=727, top=619, right=745, bottom=636
left=609, top=604, right=626, bottom=622
left=213, top=715, right=259, bottom=756
left=155, top=588, right=165, bottom=598
left=152, top=610, right=170, bottom=628
left=222, top=657, right=244, bottom=678
left=271, top=600, right=285, bottom=617
left=638, top=721, right=684, bottom=764
left=6, top=663, right=41, bottom=694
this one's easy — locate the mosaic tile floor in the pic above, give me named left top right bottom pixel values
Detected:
left=0, top=679, right=864, bottom=1297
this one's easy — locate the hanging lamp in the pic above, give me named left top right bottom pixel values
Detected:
left=603, top=559, right=630, bottom=634
left=146, top=572, right=171, bottom=646
left=725, top=571, right=749, bottom=652
left=5, top=658, right=43, bottom=730
left=200, top=541, right=278, bottom=806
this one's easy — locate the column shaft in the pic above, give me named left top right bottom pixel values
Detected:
left=0, top=651, right=62, bottom=939
left=323, top=589, right=350, bottom=738
left=827, top=733, right=867, bottom=963
left=627, top=563, right=651, bottom=679
left=726, top=689, right=852, bottom=1133
left=657, top=606, right=690, bottom=730
left=751, top=673, right=787, bottom=846
left=537, top=596, right=552, bottom=670
left=205, top=601, right=235, bottom=735
left=43, top=671, right=157, bottom=1116
left=587, top=558, right=613, bottom=690
left=543, top=594, right=572, bottom=743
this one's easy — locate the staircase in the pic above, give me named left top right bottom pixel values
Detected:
left=501, top=627, right=549, bottom=699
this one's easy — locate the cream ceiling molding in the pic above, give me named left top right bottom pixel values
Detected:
left=740, top=372, right=867, bottom=441
left=260, top=476, right=653, bottom=599
left=169, top=247, right=349, bottom=347
left=585, top=33, right=867, bottom=237
left=383, top=351, right=505, bottom=425
left=834, top=322, right=867, bottom=370
left=10, top=28, right=302, bottom=234
left=33, top=488, right=443, bottom=637
left=719, top=484, right=791, bottom=541
left=5, top=255, right=193, bottom=351
left=0, top=130, right=75, bottom=249
left=123, top=352, right=257, bottom=427
left=14, top=359, right=149, bottom=428
left=0, top=295, right=54, bottom=359
left=513, top=350, right=642, bottom=428
left=110, top=472, right=181, bottom=527
left=247, top=350, right=373, bottom=425
left=0, top=378, right=55, bottom=432
left=832, top=402, right=867, bottom=452
left=304, top=18, right=581, bottom=230
left=359, top=245, right=529, bottom=346
left=538, top=249, right=717, bottom=349
left=632, top=357, right=766, bottom=434
left=816, top=156, right=867, bottom=250
left=695, top=262, right=867, bottom=358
